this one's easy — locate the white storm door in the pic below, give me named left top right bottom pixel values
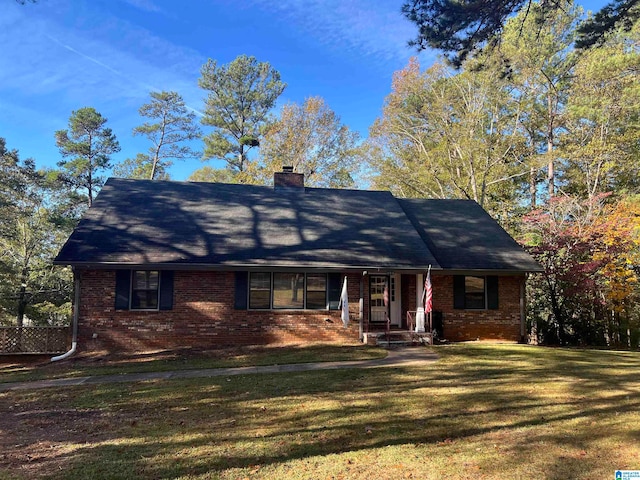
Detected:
left=369, top=275, right=388, bottom=324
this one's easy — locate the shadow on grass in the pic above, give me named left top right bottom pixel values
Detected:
left=3, top=344, right=640, bottom=479
left=0, top=343, right=386, bottom=384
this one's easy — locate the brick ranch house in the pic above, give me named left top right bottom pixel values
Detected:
left=54, top=169, right=541, bottom=353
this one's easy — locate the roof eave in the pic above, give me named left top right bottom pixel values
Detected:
left=54, top=260, right=541, bottom=274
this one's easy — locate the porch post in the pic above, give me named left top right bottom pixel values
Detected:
left=416, top=273, right=423, bottom=309
left=359, top=273, right=364, bottom=341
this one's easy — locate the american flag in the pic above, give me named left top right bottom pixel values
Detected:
left=423, top=267, right=433, bottom=313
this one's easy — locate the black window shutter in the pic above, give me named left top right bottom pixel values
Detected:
left=159, top=271, right=174, bottom=310
left=453, top=275, right=465, bottom=310
left=115, top=270, right=131, bottom=310
left=328, top=273, right=341, bottom=310
left=234, top=271, right=248, bottom=310
left=487, top=276, right=499, bottom=310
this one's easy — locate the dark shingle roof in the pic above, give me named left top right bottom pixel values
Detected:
left=55, top=178, right=541, bottom=272
left=398, top=198, right=542, bottom=271
left=55, top=178, right=440, bottom=270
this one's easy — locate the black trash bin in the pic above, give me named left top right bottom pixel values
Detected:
left=432, top=310, right=444, bottom=340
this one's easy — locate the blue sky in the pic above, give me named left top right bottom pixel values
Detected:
left=1, top=0, right=606, bottom=181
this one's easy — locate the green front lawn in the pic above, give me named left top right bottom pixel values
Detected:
left=1, top=344, right=639, bottom=479
left=0, top=343, right=387, bottom=384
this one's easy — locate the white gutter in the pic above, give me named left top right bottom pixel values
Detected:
left=51, top=271, right=80, bottom=362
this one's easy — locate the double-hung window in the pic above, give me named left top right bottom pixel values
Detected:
left=131, top=270, right=160, bottom=310
left=306, top=274, right=327, bottom=309
left=247, top=272, right=329, bottom=310
left=249, top=272, right=271, bottom=309
left=454, top=275, right=499, bottom=310
left=115, top=270, right=174, bottom=311
left=464, top=276, right=486, bottom=310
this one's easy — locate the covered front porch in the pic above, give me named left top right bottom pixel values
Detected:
left=355, top=272, right=436, bottom=346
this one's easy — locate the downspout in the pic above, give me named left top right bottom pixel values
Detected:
left=51, top=269, right=80, bottom=362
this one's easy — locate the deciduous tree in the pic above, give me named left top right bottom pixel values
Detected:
left=256, top=97, right=360, bottom=188
left=367, top=58, right=528, bottom=212
left=187, top=166, right=239, bottom=184
left=522, top=194, right=640, bottom=346
left=560, top=24, right=640, bottom=198
left=0, top=139, right=71, bottom=326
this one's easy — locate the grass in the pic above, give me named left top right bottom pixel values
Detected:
left=1, top=343, right=640, bottom=479
left=0, top=343, right=387, bottom=384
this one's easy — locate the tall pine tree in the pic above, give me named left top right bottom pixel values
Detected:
left=55, top=107, right=120, bottom=207
left=199, top=55, right=285, bottom=174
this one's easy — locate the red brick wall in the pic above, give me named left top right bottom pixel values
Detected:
left=77, top=270, right=524, bottom=352
left=432, top=275, right=524, bottom=341
left=78, top=270, right=362, bottom=353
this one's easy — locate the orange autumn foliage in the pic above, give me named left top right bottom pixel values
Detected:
left=593, top=197, right=640, bottom=310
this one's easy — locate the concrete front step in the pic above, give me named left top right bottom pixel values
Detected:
left=378, top=339, right=414, bottom=347
left=363, top=331, right=433, bottom=346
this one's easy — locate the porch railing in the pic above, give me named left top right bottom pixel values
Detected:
left=406, top=311, right=433, bottom=334
left=0, top=326, right=70, bottom=354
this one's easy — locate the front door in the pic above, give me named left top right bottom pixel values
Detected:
left=369, top=275, right=388, bottom=324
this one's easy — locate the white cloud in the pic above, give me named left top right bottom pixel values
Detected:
left=121, top=0, right=164, bottom=13
left=245, top=0, right=435, bottom=67
left=0, top=2, right=204, bottom=115
left=0, top=0, right=436, bottom=179
left=0, top=1, right=207, bottom=173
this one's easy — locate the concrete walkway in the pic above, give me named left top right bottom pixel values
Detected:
left=0, top=347, right=438, bottom=393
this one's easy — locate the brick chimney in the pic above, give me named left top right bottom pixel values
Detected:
left=274, top=166, right=304, bottom=188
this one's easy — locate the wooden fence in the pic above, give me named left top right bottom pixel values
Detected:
left=0, top=326, right=70, bottom=354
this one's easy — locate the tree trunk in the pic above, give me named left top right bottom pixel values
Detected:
left=238, top=144, right=246, bottom=172
left=150, top=160, right=157, bottom=181
left=16, top=267, right=28, bottom=327
left=530, top=166, right=537, bottom=208
left=150, top=116, right=167, bottom=180
left=547, top=141, right=554, bottom=198
left=88, top=135, right=94, bottom=207
left=88, top=158, right=94, bottom=207
left=547, top=278, right=564, bottom=345
left=547, top=93, right=555, bottom=198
